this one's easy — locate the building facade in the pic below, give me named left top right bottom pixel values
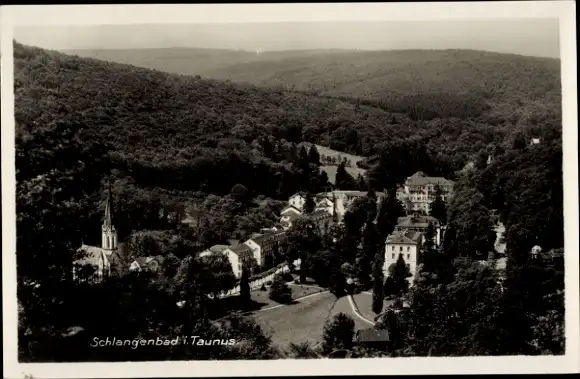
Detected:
left=243, top=230, right=287, bottom=268
left=394, top=214, right=442, bottom=246
left=384, top=230, right=422, bottom=285
left=224, top=243, right=256, bottom=278
left=396, top=171, right=454, bottom=214
left=316, top=191, right=386, bottom=222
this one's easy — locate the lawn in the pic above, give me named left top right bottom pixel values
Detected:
left=351, top=292, right=393, bottom=322
left=250, top=283, right=326, bottom=310
left=311, top=144, right=365, bottom=166
left=251, top=292, right=372, bottom=349
left=321, top=165, right=367, bottom=185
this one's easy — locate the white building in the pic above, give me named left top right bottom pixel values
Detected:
left=396, top=171, right=454, bottom=214
left=384, top=231, right=422, bottom=285
left=224, top=243, right=256, bottom=278
left=243, top=230, right=287, bottom=268
left=288, top=193, right=306, bottom=212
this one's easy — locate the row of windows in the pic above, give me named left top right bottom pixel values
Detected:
left=391, top=253, right=412, bottom=260
left=391, top=246, right=411, bottom=252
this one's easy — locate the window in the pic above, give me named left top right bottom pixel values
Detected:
left=407, top=254, right=410, bottom=259
left=407, top=246, right=410, bottom=252
left=392, top=246, right=395, bottom=251
left=392, top=254, right=395, bottom=259
left=399, top=246, right=403, bottom=252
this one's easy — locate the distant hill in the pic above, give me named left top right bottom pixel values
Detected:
left=61, top=47, right=561, bottom=119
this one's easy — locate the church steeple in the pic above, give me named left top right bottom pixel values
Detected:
left=101, top=177, right=117, bottom=254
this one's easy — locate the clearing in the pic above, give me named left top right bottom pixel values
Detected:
left=251, top=292, right=373, bottom=349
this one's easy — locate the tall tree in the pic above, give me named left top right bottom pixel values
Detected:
left=371, top=253, right=385, bottom=315
left=429, top=185, right=447, bottom=224
left=308, top=144, right=321, bottom=166
left=357, top=220, right=380, bottom=289
left=388, top=254, right=412, bottom=296
left=321, top=313, right=356, bottom=354
left=335, top=161, right=357, bottom=190
left=304, top=192, right=316, bottom=214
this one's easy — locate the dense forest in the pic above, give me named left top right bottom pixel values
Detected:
left=14, top=41, right=564, bottom=361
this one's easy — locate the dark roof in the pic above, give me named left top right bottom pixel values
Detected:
left=406, top=171, right=453, bottom=187
left=133, top=256, right=161, bottom=268
left=396, top=215, right=440, bottom=228
left=228, top=243, right=253, bottom=257
left=249, top=231, right=286, bottom=245
left=356, top=328, right=390, bottom=343
left=386, top=231, right=422, bottom=245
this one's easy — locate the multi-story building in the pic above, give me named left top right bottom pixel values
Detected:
left=288, top=193, right=307, bottom=212
left=394, top=214, right=442, bottom=246
left=383, top=230, right=422, bottom=285
left=396, top=171, right=454, bottom=214
left=309, top=209, right=334, bottom=235
left=243, top=230, right=287, bottom=268
left=223, top=243, right=256, bottom=278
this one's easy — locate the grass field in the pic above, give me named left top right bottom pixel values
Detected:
left=351, top=292, right=393, bottom=323
left=321, top=165, right=367, bottom=185
left=251, top=292, right=372, bottom=349
left=250, top=283, right=326, bottom=310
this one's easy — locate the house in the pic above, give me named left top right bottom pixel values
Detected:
left=280, top=211, right=302, bottom=230
left=309, top=209, right=334, bottom=234
left=224, top=243, right=256, bottom=278
left=396, top=171, right=454, bottom=214
left=288, top=193, right=307, bottom=212
left=72, top=181, right=117, bottom=283
left=356, top=328, right=390, bottom=344
left=129, top=256, right=164, bottom=273
left=243, top=230, right=287, bottom=268
left=384, top=230, right=423, bottom=285
left=199, top=244, right=229, bottom=258
left=394, top=214, right=442, bottom=246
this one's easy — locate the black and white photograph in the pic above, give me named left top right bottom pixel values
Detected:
left=2, top=2, right=578, bottom=377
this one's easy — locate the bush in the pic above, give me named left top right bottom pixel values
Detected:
left=282, top=272, right=293, bottom=282
left=269, top=274, right=292, bottom=303
left=294, top=279, right=300, bottom=284
left=266, top=280, right=272, bottom=286
left=260, top=284, right=266, bottom=291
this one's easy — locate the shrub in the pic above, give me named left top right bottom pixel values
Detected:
left=269, top=274, right=292, bottom=303
left=294, top=279, right=300, bottom=284
left=260, top=284, right=266, bottom=291
left=266, top=280, right=273, bottom=286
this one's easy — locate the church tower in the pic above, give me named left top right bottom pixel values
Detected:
left=101, top=179, right=117, bottom=255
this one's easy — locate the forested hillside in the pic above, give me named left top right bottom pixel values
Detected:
left=14, top=40, right=565, bottom=361
left=64, top=48, right=561, bottom=122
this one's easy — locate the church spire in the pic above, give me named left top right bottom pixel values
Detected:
left=102, top=176, right=117, bottom=253
left=103, top=177, right=113, bottom=227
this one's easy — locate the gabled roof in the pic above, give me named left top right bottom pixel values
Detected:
left=133, top=256, right=162, bottom=268
left=406, top=171, right=453, bottom=187
left=208, top=244, right=229, bottom=253
left=386, top=231, right=422, bottom=245
left=228, top=243, right=253, bottom=257
left=281, top=205, right=302, bottom=215
left=289, top=192, right=305, bottom=200
left=75, top=245, right=106, bottom=267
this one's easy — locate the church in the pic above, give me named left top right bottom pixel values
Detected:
left=72, top=182, right=119, bottom=283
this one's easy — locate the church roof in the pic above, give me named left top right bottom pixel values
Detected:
left=75, top=244, right=106, bottom=267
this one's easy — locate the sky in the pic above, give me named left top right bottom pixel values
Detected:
left=14, top=19, right=560, bottom=58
